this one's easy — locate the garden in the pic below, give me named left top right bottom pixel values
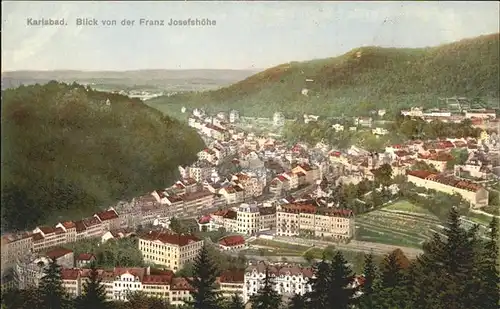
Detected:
left=354, top=200, right=444, bottom=248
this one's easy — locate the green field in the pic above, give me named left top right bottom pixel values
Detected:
left=355, top=200, right=444, bottom=248
left=245, top=239, right=377, bottom=273
left=385, top=200, right=435, bottom=215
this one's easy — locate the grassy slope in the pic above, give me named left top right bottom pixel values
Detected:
left=148, top=33, right=499, bottom=118
left=1, top=81, right=205, bottom=231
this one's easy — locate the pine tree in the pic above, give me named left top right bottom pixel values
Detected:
left=476, top=217, right=500, bottom=309
left=77, top=262, right=108, bottom=309
left=250, top=267, right=282, bottom=309
left=412, top=207, right=480, bottom=309
left=226, top=293, right=245, bottom=309
left=358, top=253, right=377, bottom=309
left=186, top=244, right=221, bottom=309
left=375, top=249, right=411, bottom=309
left=38, top=259, right=71, bottom=309
left=325, top=251, right=357, bottom=309
left=287, top=293, right=305, bottom=309
left=304, top=257, right=330, bottom=309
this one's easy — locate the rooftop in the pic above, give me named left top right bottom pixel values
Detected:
left=139, top=230, right=201, bottom=246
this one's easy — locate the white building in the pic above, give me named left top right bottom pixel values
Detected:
left=243, top=262, right=313, bottom=303
left=236, top=203, right=261, bottom=235
left=273, top=112, right=285, bottom=127
left=229, top=110, right=240, bottom=123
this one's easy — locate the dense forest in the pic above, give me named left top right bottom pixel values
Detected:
left=1, top=82, right=205, bottom=231
left=2, top=208, right=498, bottom=309
left=148, top=33, right=499, bottom=118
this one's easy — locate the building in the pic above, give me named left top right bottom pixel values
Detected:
left=276, top=203, right=355, bottom=240
left=112, top=267, right=147, bottom=301
left=75, top=253, right=96, bottom=268
left=218, top=270, right=244, bottom=299
left=209, top=209, right=238, bottom=232
left=219, top=185, right=245, bottom=205
left=138, top=231, right=203, bottom=272
left=189, top=160, right=214, bottom=183
left=243, top=262, right=313, bottom=303
left=229, top=110, right=240, bottom=123
left=273, top=112, right=285, bottom=127
left=141, top=271, right=174, bottom=300
left=406, top=170, right=489, bottom=208
left=32, top=226, right=67, bottom=252
left=219, top=235, right=246, bottom=251
left=1, top=232, right=33, bottom=273
left=94, top=208, right=121, bottom=231
left=237, top=203, right=261, bottom=235
left=45, top=247, right=74, bottom=268
left=258, top=206, right=277, bottom=231
left=61, top=268, right=82, bottom=298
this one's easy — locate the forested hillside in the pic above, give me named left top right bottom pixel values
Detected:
left=148, top=33, right=499, bottom=118
left=1, top=81, right=205, bottom=231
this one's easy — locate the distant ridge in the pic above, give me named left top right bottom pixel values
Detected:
left=147, top=33, right=500, bottom=118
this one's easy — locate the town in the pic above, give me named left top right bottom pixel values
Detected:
left=2, top=101, right=499, bottom=307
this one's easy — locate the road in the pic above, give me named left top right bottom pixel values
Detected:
left=272, top=236, right=424, bottom=259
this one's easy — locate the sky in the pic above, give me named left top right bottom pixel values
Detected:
left=2, top=1, right=499, bottom=71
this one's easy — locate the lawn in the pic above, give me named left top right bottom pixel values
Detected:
left=384, top=200, right=435, bottom=215
left=355, top=200, right=443, bottom=248
left=465, top=211, right=493, bottom=226
left=245, top=239, right=382, bottom=273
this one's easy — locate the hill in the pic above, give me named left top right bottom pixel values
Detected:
left=147, top=33, right=500, bottom=118
left=1, top=69, right=258, bottom=92
left=1, top=81, right=205, bottom=232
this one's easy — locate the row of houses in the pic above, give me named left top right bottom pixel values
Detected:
left=197, top=200, right=356, bottom=241
left=1, top=209, right=121, bottom=273
left=45, top=261, right=365, bottom=306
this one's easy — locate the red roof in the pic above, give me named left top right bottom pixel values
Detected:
left=281, top=203, right=353, bottom=217
left=76, top=253, right=96, bottom=261
left=60, top=221, right=76, bottom=229
left=142, top=274, right=173, bottom=285
left=38, top=226, right=55, bottom=234
left=74, top=220, right=86, bottom=233
left=61, top=269, right=81, bottom=280
left=139, top=231, right=201, bottom=246
left=95, top=209, right=119, bottom=221
left=32, top=233, right=44, bottom=241
left=219, top=270, right=244, bottom=283
left=219, top=235, right=245, bottom=247
left=46, top=247, right=73, bottom=260
left=171, top=277, right=194, bottom=291
left=198, top=215, right=212, bottom=224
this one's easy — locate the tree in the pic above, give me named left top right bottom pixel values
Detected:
left=169, top=217, right=184, bottom=234
left=410, top=161, right=438, bottom=172
left=358, top=253, right=377, bottom=309
left=287, top=294, right=306, bottom=309
left=373, top=163, right=393, bottom=187
left=250, top=266, right=282, bottom=309
left=1, top=287, right=41, bottom=309
left=325, top=251, right=357, bottom=309
left=76, top=262, right=108, bottom=309
left=446, top=148, right=469, bottom=170
left=412, top=207, right=481, bottom=309
left=303, top=250, right=315, bottom=264
left=38, top=259, right=71, bottom=309
left=375, top=249, right=410, bottom=309
left=186, top=244, right=221, bottom=309
left=304, top=257, right=331, bottom=309
left=226, top=294, right=245, bottom=309
left=475, top=217, right=500, bottom=309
